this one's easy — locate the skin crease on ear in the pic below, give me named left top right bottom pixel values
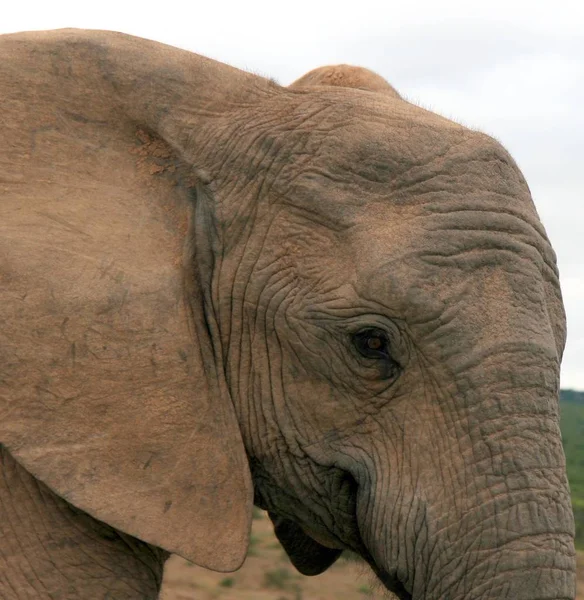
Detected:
left=0, top=29, right=576, bottom=600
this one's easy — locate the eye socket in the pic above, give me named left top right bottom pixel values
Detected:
left=351, top=328, right=391, bottom=360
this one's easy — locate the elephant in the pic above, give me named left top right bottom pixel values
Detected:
left=0, top=28, right=576, bottom=600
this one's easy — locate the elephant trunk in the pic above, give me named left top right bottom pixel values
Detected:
left=371, top=535, right=575, bottom=600
left=362, top=451, right=576, bottom=598
left=358, top=353, right=576, bottom=599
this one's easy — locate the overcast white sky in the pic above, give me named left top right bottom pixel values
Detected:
left=3, top=1, right=583, bottom=389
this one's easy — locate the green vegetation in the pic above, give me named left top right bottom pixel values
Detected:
left=560, top=389, right=584, bottom=549
left=263, top=566, right=304, bottom=600
left=247, top=533, right=261, bottom=557
left=264, top=567, right=294, bottom=589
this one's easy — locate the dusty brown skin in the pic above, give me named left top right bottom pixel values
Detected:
left=0, top=29, right=576, bottom=599
left=290, top=64, right=401, bottom=97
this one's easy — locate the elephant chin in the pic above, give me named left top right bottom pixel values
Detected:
left=267, top=512, right=343, bottom=575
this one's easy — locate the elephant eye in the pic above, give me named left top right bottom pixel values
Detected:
left=352, top=328, right=390, bottom=360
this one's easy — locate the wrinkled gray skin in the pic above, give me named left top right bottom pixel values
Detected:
left=0, top=30, right=576, bottom=599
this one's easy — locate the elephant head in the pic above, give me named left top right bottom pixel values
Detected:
left=0, top=30, right=576, bottom=599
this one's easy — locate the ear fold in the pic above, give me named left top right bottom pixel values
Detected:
left=0, top=36, right=252, bottom=571
left=289, top=64, right=401, bottom=98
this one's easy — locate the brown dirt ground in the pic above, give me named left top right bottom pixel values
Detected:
left=160, top=511, right=584, bottom=599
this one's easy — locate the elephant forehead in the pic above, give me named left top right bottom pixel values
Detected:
left=270, top=116, right=531, bottom=234
left=245, top=88, right=464, bottom=192
left=349, top=203, right=550, bottom=293
left=346, top=210, right=557, bottom=348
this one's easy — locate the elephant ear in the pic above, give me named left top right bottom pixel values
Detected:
left=268, top=513, right=343, bottom=575
left=0, top=33, right=251, bottom=572
left=289, top=64, right=401, bottom=97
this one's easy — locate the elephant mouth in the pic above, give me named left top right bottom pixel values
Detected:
left=252, top=464, right=413, bottom=598
left=268, top=512, right=344, bottom=576
left=268, top=511, right=413, bottom=599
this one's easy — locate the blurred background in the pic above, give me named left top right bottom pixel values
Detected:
left=3, top=1, right=582, bottom=596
